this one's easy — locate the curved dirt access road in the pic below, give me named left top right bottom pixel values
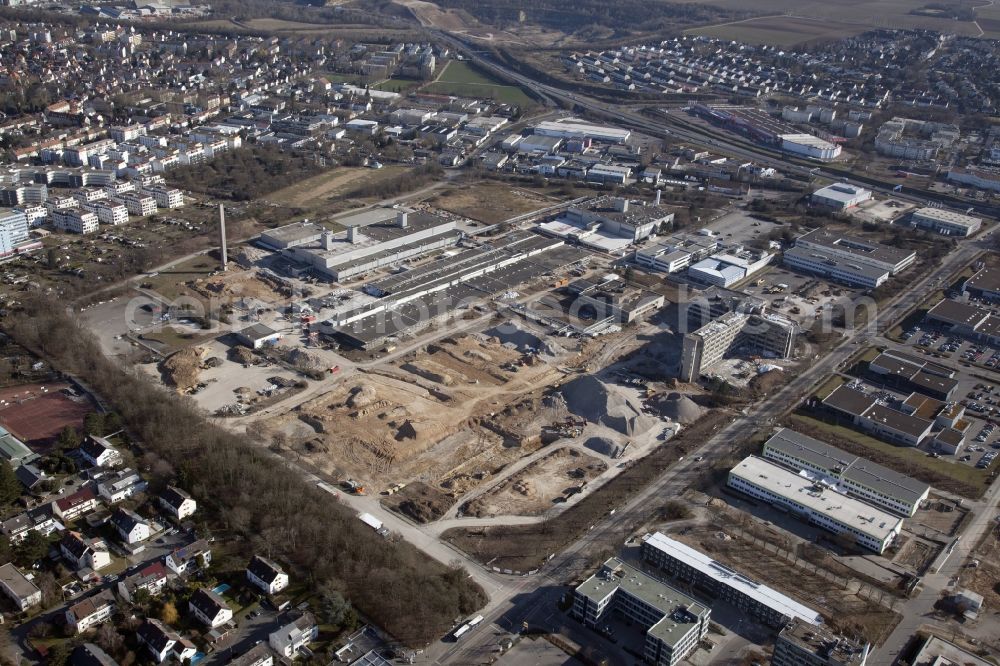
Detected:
left=394, top=0, right=476, bottom=31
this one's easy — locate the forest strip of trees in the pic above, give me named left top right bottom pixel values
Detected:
left=4, top=297, right=486, bottom=646
left=168, top=145, right=327, bottom=201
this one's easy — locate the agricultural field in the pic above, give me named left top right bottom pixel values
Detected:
left=681, top=0, right=983, bottom=46
left=685, top=16, right=871, bottom=47
left=425, top=61, right=534, bottom=107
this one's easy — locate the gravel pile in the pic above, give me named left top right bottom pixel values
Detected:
left=560, top=375, right=654, bottom=435
left=656, top=392, right=704, bottom=425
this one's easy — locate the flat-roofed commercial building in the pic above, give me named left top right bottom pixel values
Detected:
left=0, top=562, right=41, bottom=610
left=640, top=532, right=822, bottom=627
left=286, top=212, right=461, bottom=282
left=772, top=619, right=870, bottom=666
left=823, top=384, right=933, bottom=447
left=910, top=636, right=993, bottom=666
left=924, top=298, right=1000, bottom=346
left=533, top=119, right=631, bottom=144
left=727, top=456, right=903, bottom=553
left=761, top=428, right=930, bottom=516
left=572, top=557, right=710, bottom=666
left=783, top=246, right=890, bottom=288
left=963, top=266, right=1000, bottom=301
left=784, top=229, right=915, bottom=288
left=910, top=208, right=981, bottom=237
left=811, top=183, right=872, bottom=210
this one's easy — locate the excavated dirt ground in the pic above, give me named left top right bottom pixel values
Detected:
left=462, top=447, right=607, bottom=518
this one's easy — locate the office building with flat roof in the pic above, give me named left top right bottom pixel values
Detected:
left=772, top=619, right=869, bottom=666
left=911, top=635, right=993, bottom=666
left=727, top=456, right=903, bottom=553
left=784, top=229, right=915, bottom=288
left=761, top=428, right=930, bottom=516
left=640, top=532, right=821, bottom=627
left=572, top=557, right=710, bottom=666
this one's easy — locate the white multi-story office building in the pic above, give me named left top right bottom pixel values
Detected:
left=772, top=619, right=869, bottom=666
left=573, top=558, right=710, bottom=666
left=761, top=428, right=930, bottom=517
left=784, top=229, right=915, bottom=288
left=727, top=456, right=903, bottom=553
left=640, top=532, right=821, bottom=627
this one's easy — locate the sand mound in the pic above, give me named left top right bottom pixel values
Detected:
left=347, top=384, right=377, bottom=408
left=656, top=392, right=704, bottom=425
left=161, top=346, right=206, bottom=393
left=560, top=375, right=654, bottom=435
left=583, top=436, right=622, bottom=458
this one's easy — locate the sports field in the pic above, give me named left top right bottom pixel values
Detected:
left=0, top=382, right=96, bottom=447
left=425, top=61, right=533, bottom=106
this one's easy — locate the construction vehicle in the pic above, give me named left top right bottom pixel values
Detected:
left=552, top=278, right=569, bottom=288
left=344, top=479, right=366, bottom=495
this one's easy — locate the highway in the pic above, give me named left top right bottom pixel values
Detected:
left=436, top=32, right=1000, bottom=217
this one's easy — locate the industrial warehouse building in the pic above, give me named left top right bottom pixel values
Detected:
left=761, top=428, right=930, bottom=517
left=639, top=532, right=822, bottom=627
left=727, top=456, right=903, bottom=553
left=679, top=310, right=797, bottom=382
left=772, top=619, right=870, bottom=666
left=572, top=558, right=710, bottom=666
left=532, top=119, right=631, bottom=144
left=783, top=229, right=915, bottom=288
left=811, top=183, right=873, bottom=210
left=963, top=266, right=1000, bottom=301
left=909, top=208, right=982, bottom=237
left=284, top=211, right=462, bottom=282
left=320, top=231, right=584, bottom=349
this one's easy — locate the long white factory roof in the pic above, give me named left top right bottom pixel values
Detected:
left=642, top=531, right=823, bottom=626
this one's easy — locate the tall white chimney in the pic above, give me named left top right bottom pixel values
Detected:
left=218, top=203, right=228, bottom=271
left=655, top=188, right=662, bottom=206
left=397, top=211, right=408, bottom=228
